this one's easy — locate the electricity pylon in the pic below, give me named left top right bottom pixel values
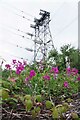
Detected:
left=31, top=9, right=54, bottom=62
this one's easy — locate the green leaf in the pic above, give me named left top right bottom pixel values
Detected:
left=62, top=102, right=69, bottom=110
left=25, top=100, right=33, bottom=111
left=35, top=107, right=41, bottom=113
left=36, top=95, right=42, bottom=102
left=24, top=95, right=31, bottom=100
left=2, top=89, right=9, bottom=100
left=8, top=97, right=18, bottom=103
left=45, top=100, right=53, bottom=109
left=2, top=80, right=11, bottom=88
left=52, top=107, right=59, bottom=119
left=31, top=109, right=37, bottom=119
left=56, top=104, right=67, bottom=114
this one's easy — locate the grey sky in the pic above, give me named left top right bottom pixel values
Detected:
left=0, top=0, right=79, bottom=65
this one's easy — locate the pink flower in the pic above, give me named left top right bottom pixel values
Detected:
left=51, top=67, right=59, bottom=74
left=64, top=81, right=69, bottom=88
left=5, top=64, right=11, bottom=70
left=16, top=69, right=21, bottom=74
left=66, top=68, right=71, bottom=75
left=18, top=61, right=22, bottom=65
left=71, top=68, right=78, bottom=76
left=66, top=68, right=71, bottom=71
left=12, top=59, right=17, bottom=64
left=50, top=67, right=59, bottom=79
left=25, top=77, right=30, bottom=81
left=29, top=70, right=36, bottom=78
left=16, top=63, right=24, bottom=75
left=43, top=75, right=50, bottom=80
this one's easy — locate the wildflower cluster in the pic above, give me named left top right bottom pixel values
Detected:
left=16, top=62, right=24, bottom=75
left=5, top=59, right=27, bottom=75
left=66, top=68, right=78, bottom=76
left=4, top=59, right=79, bottom=98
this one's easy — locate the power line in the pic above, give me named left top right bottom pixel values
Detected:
left=55, top=16, right=77, bottom=37
left=4, top=25, right=46, bottom=46
left=0, top=33, right=34, bottom=52
left=0, top=51, right=26, bottom=60
left=0, top=39, right=34, bottom=64
left=0, top=4, right=34, bottom=22
left=0, top=15, right=77, bottom=44
left=3, top=24, right=34, bottom=38
left=51, top=2, right=66, bottom=20
left=51, top=2, right=77, bottom=21
left=1, top=25, right=44, bottom=45
left=1, top=26, right=34, bottom=42
left=0, top=23, right=34, bottom=40
left=1, top=25, right=42, bottom=51
left=15, top=44, right=34, bottom=52
left=1, top=1, right=35, bottom=18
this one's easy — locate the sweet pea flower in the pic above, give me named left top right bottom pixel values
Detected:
left=51, top=67, right=59, bottom=74
left=18, top=60, right=22, bottom=64
left=66, top=67, right=71, bottom=76
left=25, top=76, right=30, bottom=84
left=71, top=68, right=78, bottom=76
left=24, top=76, right=30, bottom=85
left=50, top=67, right=59, bottom=79
left=5, top=64, right=11, bottom=70
left=16, top=69, right=21, bottom=74
left=25, top=77, right=30, bottom=81
left=29, top=70, right=36, bottom=78
left=64, top=81, right=69, bottom=88
left=12, top=59, right=17, bottom=64
left=43, top=75, right=50, bottom=80
left=16, top=63, right=24, bottom=75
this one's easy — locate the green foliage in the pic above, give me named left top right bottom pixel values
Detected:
left=2, top=69, right=10, bottom=80
left=56, top=104, right=68, bottom=114
left=35, top=107, right=41, bottom=113
left=24, top=95, right=31, bottom=100
left=31, top=109, right=37, bottom=118
left=35, top=95, right=42, bottom=102
left=45, top=100, right=53, bottom=109
left=1, top=88, right=9, bottom=100
left=62, top=102, right=69, bottom=111
left=2, top=80, right=11, bottom=89
left=52, top=107, right=59, bottom=119
left=48, top=48, right=58, bottom=59
left=48, top=44, right=80, bottom=71
left=25, top=100, right=33, bottom=111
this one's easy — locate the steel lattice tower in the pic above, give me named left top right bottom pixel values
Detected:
left=31, top=9, right=54, bottom=62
